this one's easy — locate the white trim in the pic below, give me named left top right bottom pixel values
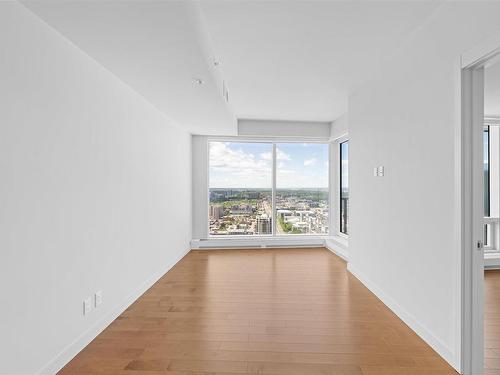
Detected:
left=191, top=237, right=349, bottom=260
left=329, top=131, right=349, bottom=143
left=336, top=136, right=349, bottom=236
left=331, top=134, right=349, bottom=237
left=272, top=143, right=277, bottom=236
left=458, top=33, right=500, bottom=373
left=191, top=237, right=325, bottom=249
left=453, top=54, right=463, bottom=373
left=461, top=59, right=488, bottom=375
left=324, top=236, right=349, bottom=261
left=347, top=264, right=458, bottom=370
left=462, top=32, right=500, bottom=69
left=484, top=252, right=500, bottom=269
left=485, top=117, right=500, bottom=126
left=37, top=247, right=191, bottom=375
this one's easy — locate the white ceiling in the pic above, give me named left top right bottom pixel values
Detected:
left=200, top=1, right=442, bottom=122
left=24, top=1, right=443, bottom=134
left=23, top=1, right=236, bottom=135
left=485, top=59, right=500, bottom=118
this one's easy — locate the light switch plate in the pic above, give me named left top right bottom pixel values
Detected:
left=95, top=291, right=102, bottom=307
left=83, top=297, right=92, bottom=315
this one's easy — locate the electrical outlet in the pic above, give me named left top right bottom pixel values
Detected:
left=95, top=291, right=102, bottom=307
left=83, top=297, right=92, bottom=316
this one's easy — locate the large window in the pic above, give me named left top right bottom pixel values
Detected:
left=483, top=124, right=500, bottom=252
left=208, top=141, right=329, bottom=236
left=276, top=143, right=329, bottom=235
left=209, top=142, right=272, bottom=236
left=485, top=126, right=490, bottom=217
left=340, top=141, right=349, bottom=235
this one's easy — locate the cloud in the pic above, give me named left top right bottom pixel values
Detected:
left=210, top=142, right=328, bottom=189
left=259, top=148, right=291, bottom=162
left=304, top=157, right=317, bottom=166
left=277, top=148, right=291, bottom=161
left=209, top=142, right=271, bottom=188
left=260, top=151, right=272, bottom=161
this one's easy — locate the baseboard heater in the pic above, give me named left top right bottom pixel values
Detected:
left=191, top=239, right=325, bottom=250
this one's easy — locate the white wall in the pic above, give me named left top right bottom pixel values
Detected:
left=192, top=135, right=209, bottom=239
left=0, top=3, right=192, bottom=374
left=347, top=2, right=500, bottom=371
left=238, top=119, right=331, bottom=138
left=330, top=113, right=348, bottom=140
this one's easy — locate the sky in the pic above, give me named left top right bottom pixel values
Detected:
left=340, top=141, right=349, bottom=190
left=209, top=141, right=330, bottom=188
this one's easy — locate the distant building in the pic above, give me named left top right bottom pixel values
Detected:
left=209, top=204, right=224, bottom=220
left=277, top=209, right=293, bottom=220
left=247, top=191, right=260, bottom=199
left=285, top=216, right=300, bottom=224
left=210, top=191, right=227, bottom=201
left=256, top=214, right=272, bottom=235
left=293, top=222, right=310, bottom=233
left=230, top=204, right=253, bottom=215
left=226, top=224, right=252, bottom=235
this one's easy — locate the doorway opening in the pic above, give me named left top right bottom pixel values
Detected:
left=462, top=46, right=500, bottom=375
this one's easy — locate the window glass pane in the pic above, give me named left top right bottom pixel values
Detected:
left=209, top=142, right=272, bottom=235
left=340, top=141, right=349, bottom=235
left=485, top=127, right=490, bottom=217
left=275, top=143, right=329, bottom=235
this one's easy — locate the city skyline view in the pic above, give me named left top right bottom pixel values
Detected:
left=209, top=141, right=330, bottom=236
left=209, top=188, right=329, bottom=236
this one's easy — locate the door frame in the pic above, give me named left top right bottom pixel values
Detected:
left=461, top=61, right=485, bottom=375
left=461, top=36, right=500, bottom=375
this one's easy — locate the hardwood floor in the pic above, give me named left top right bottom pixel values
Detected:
left=485, top=269, right=500, bottom=375
left=59, top=248, right=457, bottom=375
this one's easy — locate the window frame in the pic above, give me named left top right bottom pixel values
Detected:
left=484, top=121, right=500, bottom=253
left=339, top=140, right=349, bottom=236
left=484, top=125, right=490, bottom=218
left=332, top=134, right=349, bottom=238
left=207, top=137, right=331, bottom=238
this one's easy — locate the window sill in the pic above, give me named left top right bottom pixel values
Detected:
left=485, top=251, right=500, bottom=269
left=191, top=236, right=327, bottom=250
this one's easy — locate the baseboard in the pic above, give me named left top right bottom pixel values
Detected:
left=191, top=237, right=326, bottom=249
left=484, top=253, right=500, bottom=269
left=347, top=264, right=459, bottom=371
left=37, top=247, right=191, bottom=375
left=324, top=238, right=349, bottom=261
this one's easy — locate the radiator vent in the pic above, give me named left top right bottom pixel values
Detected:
left=196, top=243, right=323, bottom=250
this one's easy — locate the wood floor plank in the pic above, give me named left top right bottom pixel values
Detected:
left=57, top=248, right=457, bottom=374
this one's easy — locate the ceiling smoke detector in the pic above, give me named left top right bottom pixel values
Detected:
left=194, top=78, right=204, bottom=85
